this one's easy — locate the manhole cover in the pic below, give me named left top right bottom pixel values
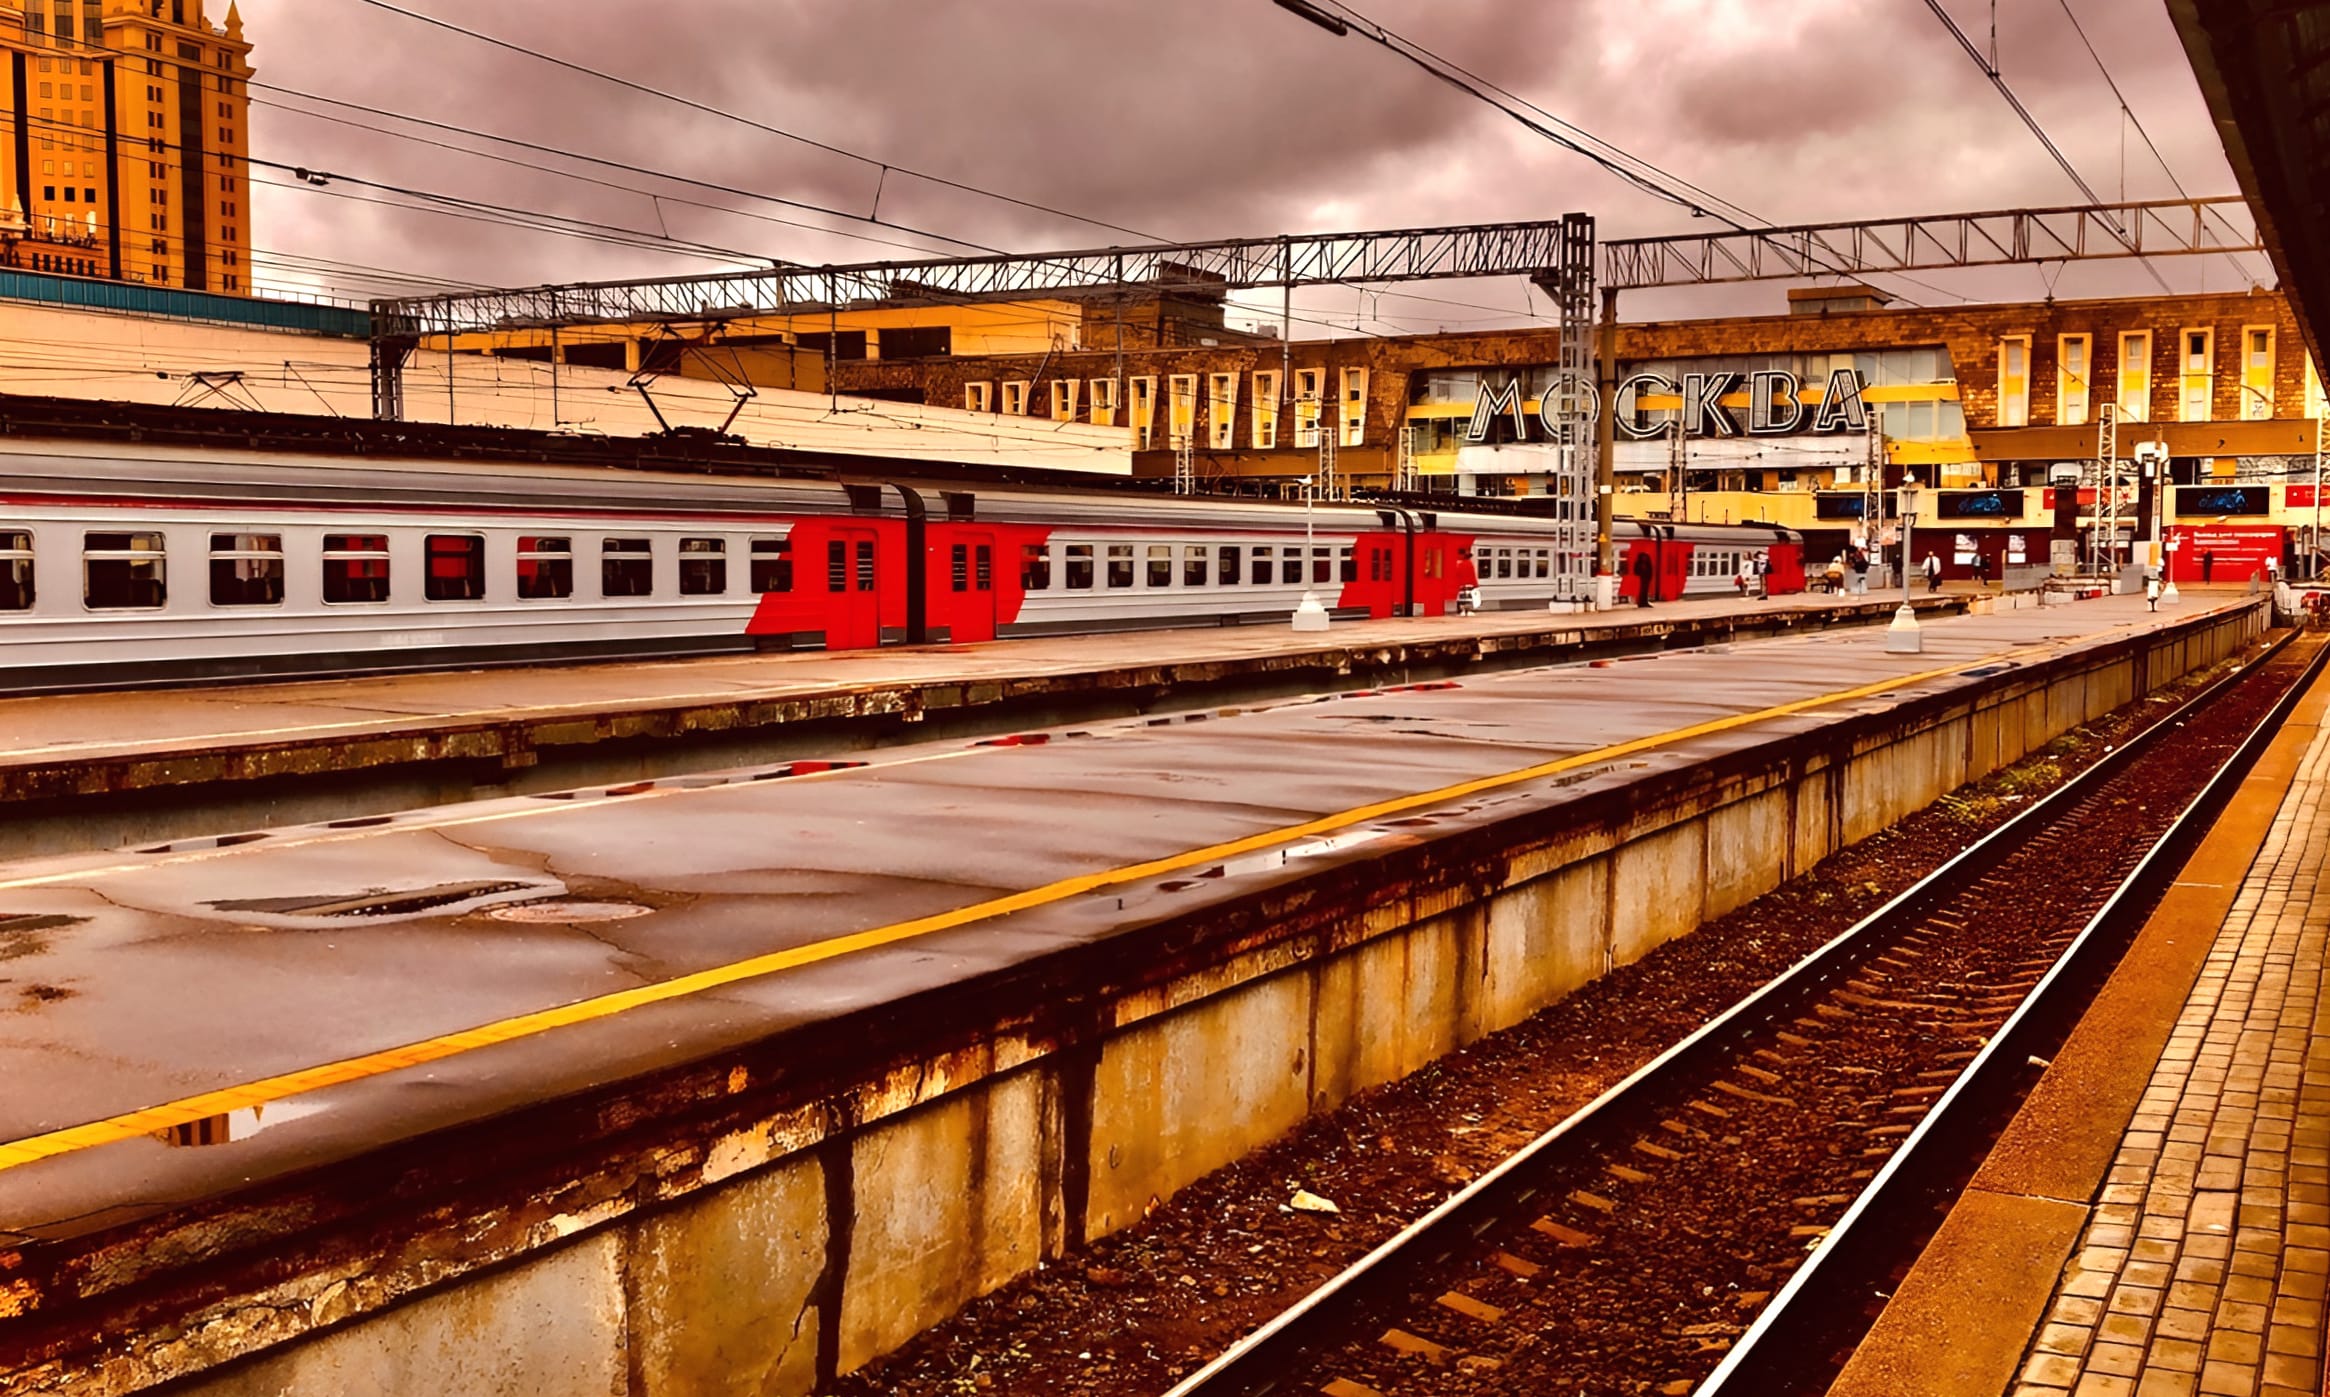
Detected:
left=488, top=901, right=653, bottom=924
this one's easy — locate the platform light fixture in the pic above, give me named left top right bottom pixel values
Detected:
left=1886, top=477, right=1923, bottom=655
left=1292, top=475, right=1330, bottom=632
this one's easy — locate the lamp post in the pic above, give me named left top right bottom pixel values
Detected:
left=2137, top=441, right=2178, bottom=606
left=1885, top=478, right=1923, bottom=654
left=1291, top=474, right=1330, bottom=631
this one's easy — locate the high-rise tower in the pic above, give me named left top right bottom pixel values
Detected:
left=0, top=0, right=253, bottom=292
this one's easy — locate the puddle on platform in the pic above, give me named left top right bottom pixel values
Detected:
left=153, top=1097, right=328, bottom=1148
left=488, top=900, right=653, bottom=924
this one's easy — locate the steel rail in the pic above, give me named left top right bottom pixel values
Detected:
left=1162, top=622, right=2308, bottom=1397
left=1698, top=628, right=2330, bottom=1394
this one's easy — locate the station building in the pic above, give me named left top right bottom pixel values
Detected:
left=831, top=282, right=2328, bottom=584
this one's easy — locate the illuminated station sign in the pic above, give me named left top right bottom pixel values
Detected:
left=1462, top=367, right=1872, bottom=444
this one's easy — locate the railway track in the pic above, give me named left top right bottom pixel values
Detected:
left=1163, top=631, right=2326, bottom=1397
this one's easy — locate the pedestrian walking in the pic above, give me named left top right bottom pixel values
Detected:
left=1922, top=552, right=1941, bottom=593
left=1631, top=548, right=1655, bottom=608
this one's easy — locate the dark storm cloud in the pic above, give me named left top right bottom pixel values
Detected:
left=232, top=0, right=2255, bottom=312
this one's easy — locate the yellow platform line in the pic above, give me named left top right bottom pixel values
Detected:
left=0, top=647, right=2052, bottom=1174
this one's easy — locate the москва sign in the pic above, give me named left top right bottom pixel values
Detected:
left=1462, top=367, right=1871, bottom=444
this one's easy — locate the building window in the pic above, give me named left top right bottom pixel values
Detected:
left=322, top=534, right=391, bottom=604
left=1252, top=369, right=1282, bottom=449
left=2056, top=334, right=2091, bottom=426
left=208, top=532, right=283, bottom=606
left=1048, top=379, right=1079, bottom=421
left=2241, top=325, right=2276, bottom=420
left=2179, top=328, right=2214, bottom=422
left=1129, top=375, right=1158, bottom=449
left=1166, top=374, right=1199, bottom=448
left=964, top=381, right=993, bottom=414
left=1294, top=367, right=1325, bottom=448
left=0, top=530, right=34, bottom=610
left=1340, top=367, right=1368, bottom=446
left=516, top=535, right=573, bottom=599
left=601, top=537, right=654, bottom=597
left=1087, top=377, right=1118, bottom=427
left=1001, top=380, right=1029, bottom=416
left=1207, top=372, right=1238, bottom=449
left=2117, top=330, right=2152, bottom=423
left=1996, top=336, right=2031, bottom=428
left=678, top=537, right=726, bottom=595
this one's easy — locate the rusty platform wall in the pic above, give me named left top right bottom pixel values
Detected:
left=22, top=604, right=2263, bottom=1397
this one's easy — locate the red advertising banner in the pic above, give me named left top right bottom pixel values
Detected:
left=2165, top=524, right=2284, bottom=584
left=2291, top=484, right=2320, bottom=508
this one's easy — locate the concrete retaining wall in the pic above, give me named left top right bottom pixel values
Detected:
left=36, top=604, right=2265, bottom=1397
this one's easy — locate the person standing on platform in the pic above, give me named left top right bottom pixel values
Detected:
left=1632, top=549, right=1655, bottom=608
left=2145, top=565, right=2162, bottom=612
left=1848, top=543, right=1870, bottom=595
left=2202, top=549, right=2216, bottom=583
left=1922, top=552, right=1942, bottom=593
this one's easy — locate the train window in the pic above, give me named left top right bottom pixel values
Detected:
left=208, top=532, right=282, bottom=607
left=1252, top=545, right=1274, bottom=586
left=602, top=537, right=654, bottom=598
left=1536, top=551, right=1550, bottom=579
left=1106, top=543, right=1133, bottom=588
left=424, top=535, right=487, bottom=602
left=678, top=537, right=726, bottom=596
left=828, top=540, right=848, bottom=591
left=1064, top=543, right=1094, bottom=590
left=85, top=530, right=167, bottom=609
left=1147, top=545, right=1173, bottom=587
left=1217, top=545, right=1242, bottom=586
left=749, top=537, right=792, bottom=593
left=1370, top=549, right=1393, bottom=583
left=1498, top=551, right=1513, bottom=580
left=1339, top=546, right=1357, bottom=584
left=1020, top=543, right=1050, bottom=591
left=1423, top=548, right=1443, bottom=580
left=1183, top=544, right=1208, bottom=587
left=1313, top=547, right=1333, bottom=585
left=951, top=543, right=970, bottom=592
left=0, top=530, right=30, bottom=611
left=517, top=535, right=574, bottom=600
left=321, top=533, right=389, bottom=604
left=855, top=541, right=875, bottom=592
left=975, top=544, right=992, bottom=591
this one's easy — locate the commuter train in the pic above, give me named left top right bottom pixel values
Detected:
left=0, top=440, right=1806, bottom=689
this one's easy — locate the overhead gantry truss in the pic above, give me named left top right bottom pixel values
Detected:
left=1599, top=197, right=2261, bottom=289
left=367, top=197, right=2263, bottom=418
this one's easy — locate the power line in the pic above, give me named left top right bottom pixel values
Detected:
left=1914, top=0, right=2173, bottom=294
left=352, top=0, right=1162, bottom=244
left=1289, top=0, right=1969, bottom=308
left=53, top=26, right=1003, bottom=261
left=2048, top=0, right=2267, bottom=288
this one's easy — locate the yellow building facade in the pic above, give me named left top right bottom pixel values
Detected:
left=0, top=0, right=252, bottom=292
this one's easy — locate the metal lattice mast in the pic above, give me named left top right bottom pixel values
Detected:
left=1174, top=432, right=1196, bottom=496
left=1396, top=421, right=1420, bottom=493
left=2093, top=402, right=2119, bottom=577
left=1668, top=418, right=1686, bottom=523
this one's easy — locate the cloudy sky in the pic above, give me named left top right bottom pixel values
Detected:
left=232, top=0, right=2265, bottom=330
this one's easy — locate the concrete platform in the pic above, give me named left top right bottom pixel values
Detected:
left=0, top=591, right=1971, bottom=859
left=1832, top=634, right=2330, bottom=1397
left=0, top=593, right=2260, bottom=1396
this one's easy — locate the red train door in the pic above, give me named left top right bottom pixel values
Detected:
left=826, top=528, right=881, bottom=650
left=948, top=533, right=998, bottom=642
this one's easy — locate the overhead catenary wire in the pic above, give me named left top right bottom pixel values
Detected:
left=2048, top=0, right=2267, bottom=289
left=1914, top=0, right=2174, bottom=294
left=1290, top=0, right=1970, bottom=308
left=350, top=0, right=1165, bottom=244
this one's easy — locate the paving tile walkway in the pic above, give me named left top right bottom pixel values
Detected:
left=2012, top=723, right=2330, bottom=1397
